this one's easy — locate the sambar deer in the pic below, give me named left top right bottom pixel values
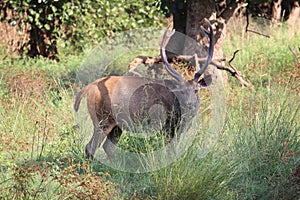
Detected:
left=74, top=19, right=214, bottom=159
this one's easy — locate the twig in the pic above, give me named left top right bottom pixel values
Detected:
left=39, top=111, right=48, bottom=160
left=228, top=49, right=241, bottom=63
left=214, top=49, right=255, bottom=91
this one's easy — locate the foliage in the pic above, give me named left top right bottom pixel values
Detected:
left=0, top=0, right=164, bottom=59
left=1, top=0, right=67, bottom=59
left=59, top=0, right=164, bottom=51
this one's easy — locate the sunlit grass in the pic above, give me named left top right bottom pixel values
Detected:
left=224, top=18, right=300, bottom=88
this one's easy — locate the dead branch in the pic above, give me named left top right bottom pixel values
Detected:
left=129, top=54, right=225, bottom=73
left=129, top=50, right=255, bottom=91
left=128, top=55, right=161, bottom=76
left=211, top=64, right=254, bottom=91
left=215, top=49, right=255, bottom=91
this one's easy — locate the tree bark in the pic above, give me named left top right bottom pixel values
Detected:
left=287, top=1, right=300, bottom=28
left=184, top=0, right=238, bottom=83
left=272, top=0, right=283, bottom=22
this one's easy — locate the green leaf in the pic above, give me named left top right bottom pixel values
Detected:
left=27, top=15, right=34, bottom=22
left=8, top=19, right=16, bottom=26
left=47, top=14, right=53, bottom=21
left=51, top=5, right=57, bottom=13
left=44, top=24, right=50, bottom=30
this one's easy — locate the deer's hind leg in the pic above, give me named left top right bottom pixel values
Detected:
left=85, top=120, right=117, bottom=159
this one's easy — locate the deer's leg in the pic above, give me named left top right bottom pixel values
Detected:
left=103, top=126, right=122, bottom=159
left=85, top=123, right=102, bottom=158
left=85, top=120, right=116, bottom=158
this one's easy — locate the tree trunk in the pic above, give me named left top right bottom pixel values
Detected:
left=28, top=26, right=58, bottom=61
left=162, top=0, right=240, bottom=83
left=287, top=1, right=300, bottom=28
left=272, top=0, right=283, bottom=22
left=173, top=0, right=187, bottom=34
left=184, top=0, right=238, bottom=84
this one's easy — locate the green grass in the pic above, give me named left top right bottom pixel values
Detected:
left=0, top=20, right=299, bottom=199
left=225, top=20, right=300, bottom=88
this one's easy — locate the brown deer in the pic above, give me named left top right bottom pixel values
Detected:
left=74, top=19, right=214, bottom=159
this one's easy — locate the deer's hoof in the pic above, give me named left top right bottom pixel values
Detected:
left=85, top=144, right=94, bottom=159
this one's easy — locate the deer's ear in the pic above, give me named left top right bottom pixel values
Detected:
left=198, top=74, right=212, bottom=89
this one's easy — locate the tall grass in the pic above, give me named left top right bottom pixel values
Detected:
left=225, top=18, right=300, bottom=89
left=225, top=91, right=299, bottom=199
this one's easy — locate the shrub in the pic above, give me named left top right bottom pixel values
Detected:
left=0, top=0, right=165, bottom=59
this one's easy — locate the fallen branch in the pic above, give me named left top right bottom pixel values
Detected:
left=129, top=54, right=225, bottom=74
left=212, top=49, right=255, bottom=91
left=129, top=50, right=255, bottom=91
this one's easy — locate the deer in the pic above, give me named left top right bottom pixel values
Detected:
left=74, top=19, right=214, bottom=159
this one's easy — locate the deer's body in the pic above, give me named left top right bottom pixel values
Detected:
left=75, top=76, right=186, bottom=158
left=74, top=19, right=214, bottom=159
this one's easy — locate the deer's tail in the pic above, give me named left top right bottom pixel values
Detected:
left=74, top=86, right=89, bottom=112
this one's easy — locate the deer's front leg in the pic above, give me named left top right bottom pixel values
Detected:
left=103, top=126, right=122, bottom=160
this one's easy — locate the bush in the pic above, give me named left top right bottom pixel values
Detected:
left=0, top=0, right=165, bottom=58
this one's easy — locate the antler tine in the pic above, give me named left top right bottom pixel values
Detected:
left=194, top=18, right=214, bottom=82
left=160, top=25, right=184, bottom=82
